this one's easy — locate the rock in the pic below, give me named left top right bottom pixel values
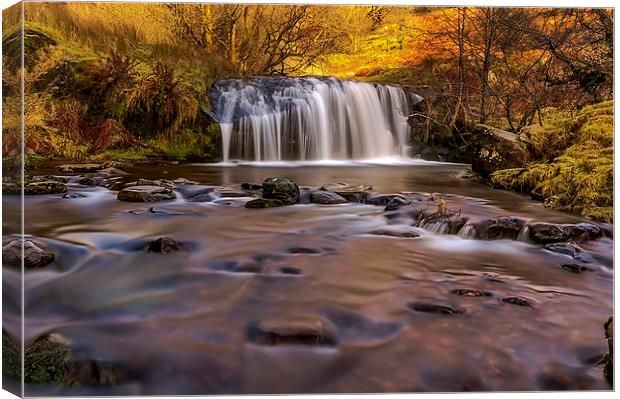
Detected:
left=57, top=163, right=103, bottom=174
left=186, top=193, right=218, bottom=202
left=134, top=178, right=175, bottom=189
left=451, top=289, right=493, bottom=297
left=96, top=167, right=128, bottom=178
left=370, top=229, right=419, bottom=238
left=177, top=184, right=216, bottom=199
left=146, top=237, right=182, bottom=254
left=474, top=217, right=526, bottom=240
left=418, top=211, right=468, bottom=234
left=407, top=301, right=466, bottom=315
left=23, top=180, right=68, bottom=195
left=279, top=266, right=302, bottom=275
left=322, top=308, right=403, bottom=346
left=544, top=242, right=583, bottom=259
left=501, top=297, right=533, bottom=307
left=2, top=237, right=55, bottom=268
left=471, top=125, right=530, bottom=178
left=215, top=188, right=248, bottom=198
left=2, top=330, right=20, bottom=381
left=63, top=192, right=88, bottom=199
left=117, top=185, right=175, bottom=202
left=366, top=194, right=405, bottom=206
left=309, top=191, right=347, bottom=205
left=101, top=160, right=132, bottom=170
left=320, top=182, right=372, bottom=203
left=244, top=198, right=285, bottom=208
left=24, top=334, right=72, bottom=385
left=384, top=196, right=411, bottom=211
left=562, top=223, right=603, bottom=241
left=1, top=181, right=20, bottom=195
left=262, top=177, right=300, bottom=205
left=287, top=247, right=322, bottom=254
left=559, top=263, right=591, bottom=273
left=65, top=359, right=125, bottom=387
left=78, top=176, right=105, bottom=186
left=529, top=223, right=567, bottom=244
left=247, top=317, right=338, bottom=346
left=604, top=316, right=613, bottom=386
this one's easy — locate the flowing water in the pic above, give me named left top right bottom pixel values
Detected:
left=211, top=77, right=417, bottom=162
left=2, top=161, right=613, bottom=395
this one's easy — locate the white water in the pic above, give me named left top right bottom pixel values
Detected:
left=211, top=77, right=419, bottom=162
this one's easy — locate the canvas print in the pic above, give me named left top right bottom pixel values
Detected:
left=1, top=1, right=614, bottom=396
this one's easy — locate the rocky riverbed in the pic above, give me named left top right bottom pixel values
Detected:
left=2, top=160, right=613, bottom=394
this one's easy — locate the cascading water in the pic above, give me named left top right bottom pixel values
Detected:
left=210, top=76, right=420, bottom=162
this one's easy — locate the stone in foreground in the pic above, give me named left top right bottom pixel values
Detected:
left=309, top=190, right=348, bottom=205
left=2, top=237, right=55, bottom=268
left=244, top=198, right=285, bottom=208
left=471, top=124, right=530, bottom=178
left=117, top=185, right=175, bottom=202
left=529, top=222, right=567, bottom=244
left=146, top=237, right=182, bottom=254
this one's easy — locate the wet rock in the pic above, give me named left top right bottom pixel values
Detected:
left=24, top=333, right=72, bottom=385
left=96, top=167, right=128, bottom=178
left=63, top=192, right=88, bottom=199
left=418, top=211, right=468, bottom=234
left=501, top=297, right=533, bottom=307
left=559, top=263, right=591, bottom=273
left=562, top=223, right=603, bottom=242
left=407, top=301, right=466, bottom=315
left=215, top=188, right=248, bottom=198
left=604, top=316, right=613, bottom=386
left=384, top=196, right=411, bottom=211
left=16, top=180, right=68, bottom=195
left=241, top=182, right=263, bottom=191
left=177, top=184, right=216, bottom=199
left=244, top=198, right=285, bottom=208
left=279, top=266, right=302, bottom=275
left=366, top=194, right=406, bottom=206
left=544, top=242, right=583, bottom=259
left=474, top=217, right=526, bottom=240
left=146, top=237, right=182, bottom=254
left=65, top=359, right=125, bottom=387
left=247, top=318, right=338, bottom=346
left=320, top=182, right=372, bottom=203
left=57, top=163, right=103, bottom=174
left=78, top=176, right=107, bottom=187
left=102, top=160, right=132, bottom=170
left=370, top=229, right=419, bottom=238
left=1, top=181, right=20, bottom=195
left=322, top=308, right=403, bottom=346
left=187, top=193, right=218, bottom=202
left=451, top=289, right=493, bottom=297
left=2, top=330, right=20, bottom=381
left=309, top=191, right=348, bottom=205
left=471, top=124, right=530, bottom=178
left=117, top=185, right=175, bottom=202
left=529, top=223, right=567, bottom=244
left=134, top=178, right=175, bottom=189
left=2, top=237, right=55, bottom=268
left=262, top=177, right=300, bottom=205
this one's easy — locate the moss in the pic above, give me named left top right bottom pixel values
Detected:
left=24, top=335, right=72, bottom=385
left=492, top=101, right=613, bottom=222
left=2, top=330, right=21, bottom=381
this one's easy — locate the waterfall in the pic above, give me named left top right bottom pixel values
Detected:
left=210, top=76, right=419, bottom=162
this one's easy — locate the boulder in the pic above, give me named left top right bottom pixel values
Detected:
left=471, top=124, right=530, bottom=178
left=24, top=334, right=72, bottom=385
left=320, top=182, right=372, bottom=203
left=562, top=223, right=603, bottom=242
left=14, top=180, right=68, bottom=195
left=262, top=177, right=300, bottom=205
left=309, top=191, right=347, bottom=205
left=474, top=217, right=526, bottom=240
left=2, top=237, right=55, bottom=268
left=244, top=198, right=285, bottom=208
left=57, top=163, right=103, bottom=174
left=604, top=316, right=613, bottom=386
left=417, top=211, right=468, bottom=234
left=117, top=185, right=175, bottom=202
left=529, top=223, right=567, bottom=244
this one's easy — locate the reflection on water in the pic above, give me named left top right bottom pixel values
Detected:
left=2, top=163, right=613, bottom=394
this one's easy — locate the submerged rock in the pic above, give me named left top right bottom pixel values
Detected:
left=177, top=184, right=216, bottom=199
left=529, top=223, right=567, bottom=244
left=279, top=266, right=302, bottom=275
left=2, top=237, right=55, bottom=268
left=562, top=223, right=603, bottom=242
left=559, top=263, right=591, bottom=274
left=244, top=198, right=285, bottom=208
left=146, top=237, right=183, bottom=254
left=262, top=177, right=300, bottom=205
left=117, top=185, right=175, bottom=202
left=451, top=289, right=493, bottom=297
left=320, top=182, right=372, bottom=203
left=309, top=191, right=347, bottom=205
left=501, top=297, right=533, bottom=307
left=322, top=308, right=403, bottom=346
left=474, top=217, right=526, bottom=240
left=407, top=301, right=466, bottom=315
left=247, top=317, right=338, bottom=346
left=544, top=242, right=583, bottom=259
left=370, top=229, right=419, bottom=238
left=604, top=316, right=613, bottom=386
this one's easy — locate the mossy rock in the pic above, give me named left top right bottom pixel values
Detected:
left=25, top=180, right=68, bottom=195
left=490, top=168, right=528, bottom=191
left=2, top=26, right=57, bottom=71
left=244, top=198, right=286, bottom=208
left=24, top=334, right=72, bottom=385
left=2, top=237, right=55, bottom=269
left=117, top=185, right=175, bottom=202
left=262, top=177, right=300, bottom=205
left=2, top=330, right=21, bottom=381
left=472, top=125, right=530, bottom=178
